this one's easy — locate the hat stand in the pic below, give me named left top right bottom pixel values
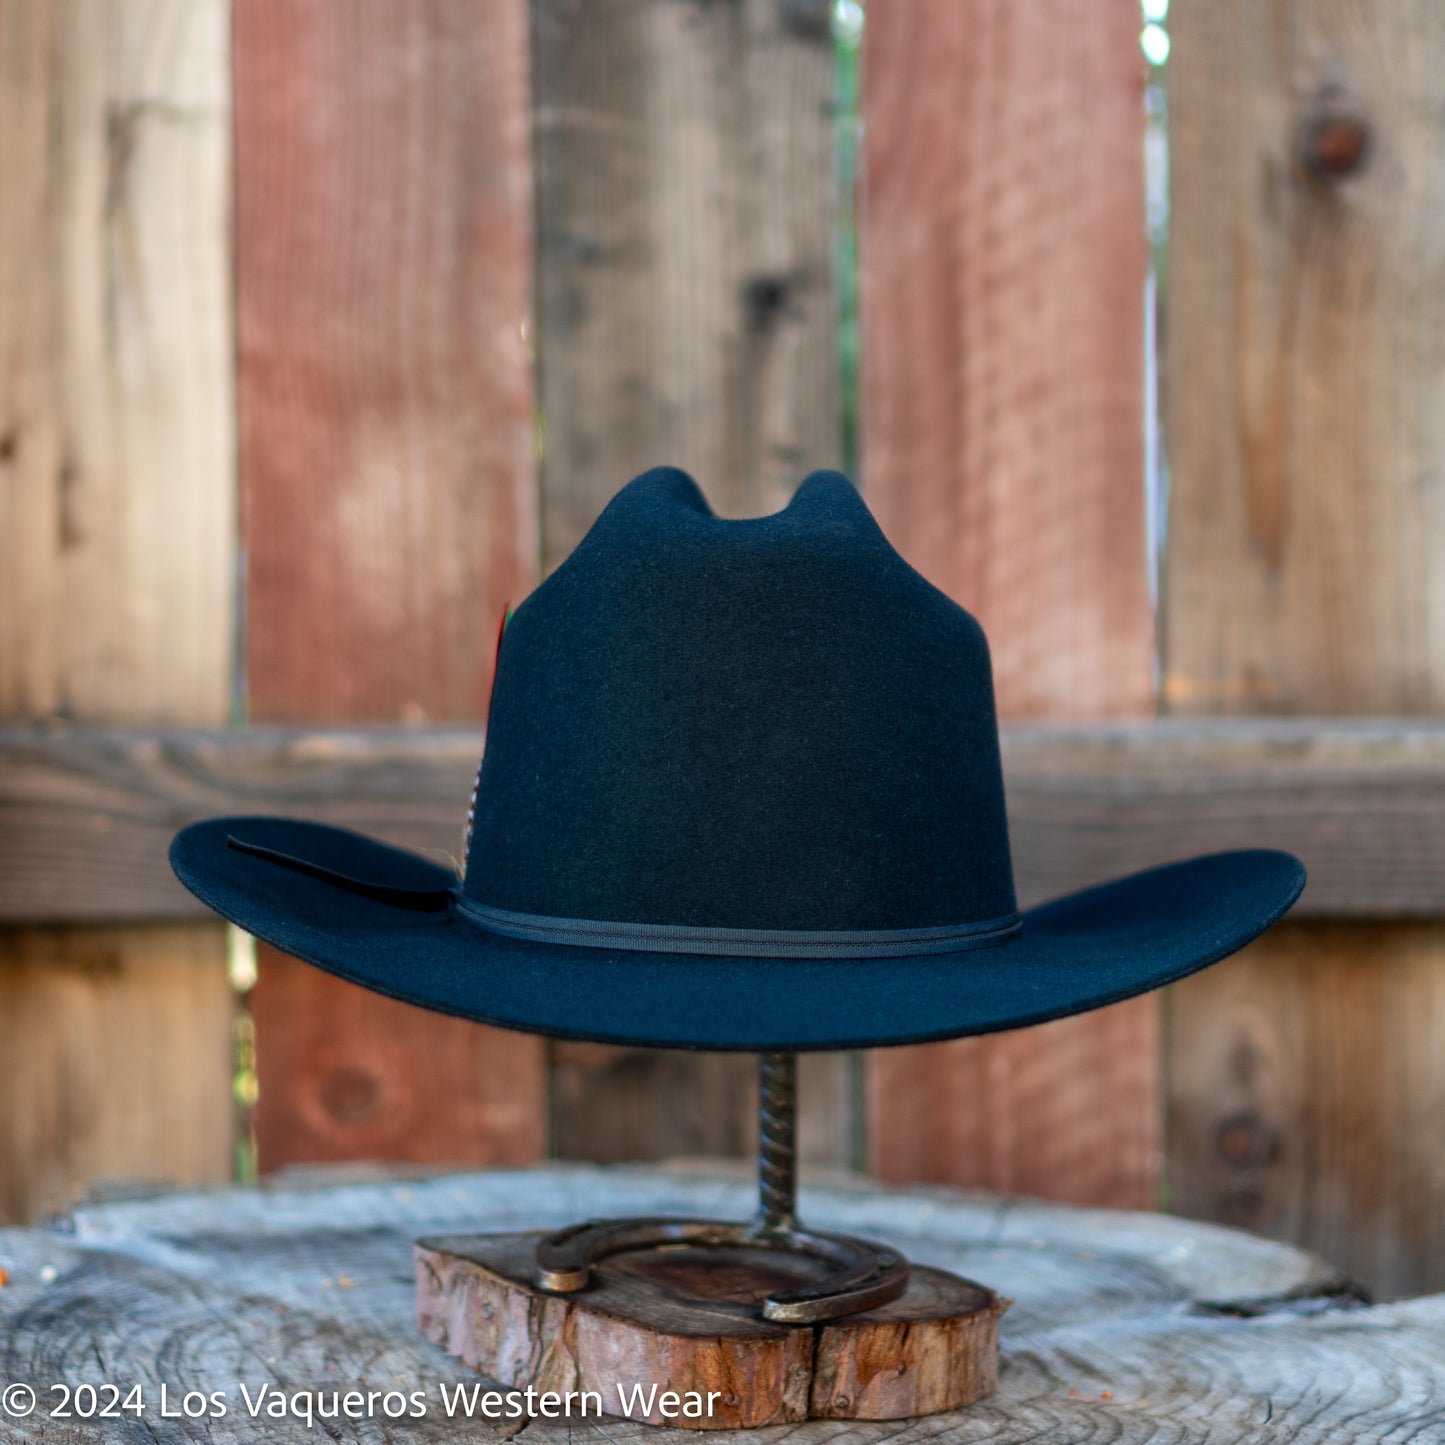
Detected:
left=415, top=1052, right=1006, bottom=1427
left=533, top=1052, right=909, bottom=1322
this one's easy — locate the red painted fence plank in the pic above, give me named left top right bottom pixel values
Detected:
left=233, top=0, right=545, bottom=1170
left=860, top=0, right=1158, bottom=1207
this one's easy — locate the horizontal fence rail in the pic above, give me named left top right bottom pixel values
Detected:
left=4, top=719, right=1443, bottom=925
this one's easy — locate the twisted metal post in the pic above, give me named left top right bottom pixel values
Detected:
left=534, top=1047, right=908, bottom=1321
left=755, top=1052, right=798, bottom=1236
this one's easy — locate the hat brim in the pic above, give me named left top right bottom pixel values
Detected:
left=171, top=818, right=1304, bottom=1051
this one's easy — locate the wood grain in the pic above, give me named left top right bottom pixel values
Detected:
left=10, top=717, right=1445, bottom=923
left=549, top=1044, right=758, bottom=1164
left=532, top=0, right=849, bottom=1170
left=998, top=718, right=1445, bottom=914
left=860, top=0, right=1152, bottom=722
left=869, top=993, right=1159, bottom=1209
left=550, top=1046, right=856, bottom=1171
left=0, top=725, right=481, bottom=924
left=1164, top=0, right=1445, bottom=1299
left=4, top=1164, right=1441, bottom=1444
left=0, top=924, right=233, bottom=1224
left=0, top=0, right=235, bottom=725
left=809, top=1268, right=1001, bottom=1420
left=416, top=1232, right=1001, bottom=1425
left=532, top=0, right=841, bottom=559
left=1168, top=923, right=1445, bottom=1302
left=0, top=0, right=235, bottom=1221
left=232, top=0, right=544, bottom=1174
left=418, top=1233, right=814, bottom=1429
left=1163, top=4, right=1445, bottom=718
left=861, top=0, right=1157, bottom=1208
left=235, top=0, right=537, bottom=725
left=251, top=953, right=544, bottom=1173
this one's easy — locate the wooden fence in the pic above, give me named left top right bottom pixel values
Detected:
left=2, top=0, right=1443, bottom=1302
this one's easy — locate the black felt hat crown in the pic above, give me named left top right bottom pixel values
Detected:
left=171, top=468, right=1304, bottom=1050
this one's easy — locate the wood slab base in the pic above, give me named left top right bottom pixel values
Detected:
left=415, top=1230, right=1004, bottom=1427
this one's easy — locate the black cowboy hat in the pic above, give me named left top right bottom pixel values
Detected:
left=171, top=468, right=1304, bottom=1051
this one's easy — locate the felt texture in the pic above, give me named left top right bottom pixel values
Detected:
left=468, top=469, right=1014, bottom=929
left=171, top=818, right=1303, bottom=1050
left=169, top=469, right=1306, bottom=1050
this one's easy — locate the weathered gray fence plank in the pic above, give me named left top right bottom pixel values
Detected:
left=531, top=0, right=841, bottom=563
left=0, top=1166, right=1441, bottom=1443
left=0, top=726, right=481, bottom=923
left=5, top=720, right=1445, bottom=924
left=529, top=0, right=847, bottom=1180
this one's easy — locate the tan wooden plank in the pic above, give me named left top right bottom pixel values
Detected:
left=232, top=0, right=545, bottom=1174
left=0, top=0, right=235, bottom=726
left=1168, top=923, right=1445, bottom=1300
left=0, top=0, right=235, bottom=1220
left=532, top=0, right=851, bottom=1166
left=1165, top=0, right=1445, bottom=1299
left=0, top=923, right=234, bottom=1224
left=1163, top=5, right=1445, bottom=718
left=861, top=0, right=1157, bottom=1208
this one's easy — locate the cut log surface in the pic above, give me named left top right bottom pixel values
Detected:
left=1, top=1165, right=1443, bottom=1442
left=414, top=1233, right=1002, bottom=1426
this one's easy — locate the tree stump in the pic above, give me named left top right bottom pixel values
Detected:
left=4, top=1163, right=1445, bottom=1443
left=415, top=1231, right=1004, bottom=1427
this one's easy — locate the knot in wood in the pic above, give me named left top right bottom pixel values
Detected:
left=742, top=273, right=794, bottom=331
left=1214, top=1108, right=1281, bottom=1171
left=318, top=1066, right=382, bottom=1124
left=1299, top=85, right=1372, bottom=181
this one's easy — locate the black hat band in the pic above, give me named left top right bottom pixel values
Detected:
left=451, top=893, right=1021, bottom=960
left=227, top=834, right=1021, bottom=960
